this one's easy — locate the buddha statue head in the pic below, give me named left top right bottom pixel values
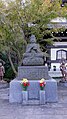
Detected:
left=30, top=35, right=36, bottom=43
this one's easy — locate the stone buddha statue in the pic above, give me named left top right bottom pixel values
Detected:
left=22, top=35, right=45, bottom=66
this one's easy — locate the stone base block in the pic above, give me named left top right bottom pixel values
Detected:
left=18, top=66, right=49, bottom=80
left=9, top=78, right=58, bottom=103
left=45, top=79, right=58, bottom=102
left=9, top=79, right=22, bottom=103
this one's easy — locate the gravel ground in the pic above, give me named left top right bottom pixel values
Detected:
left=0, top=81, right=67, bottom=119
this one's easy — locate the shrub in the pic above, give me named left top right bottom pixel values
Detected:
left=4, top=64, right=18, bottom=82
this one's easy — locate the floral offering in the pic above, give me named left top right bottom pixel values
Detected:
left=21, top=78, right=29, bottom=91
left=39, top=78, right=46, bottom=90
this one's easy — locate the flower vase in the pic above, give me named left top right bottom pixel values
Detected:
left=23, top=86, right=27, bottom=91
left=40, top=90, right=45, bottom=104
left=22, top=91, right=28, bottom=104
left=40, top=87, right=44, bottom=90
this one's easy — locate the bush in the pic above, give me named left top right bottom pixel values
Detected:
left=4, top=65, right=18, bottom=82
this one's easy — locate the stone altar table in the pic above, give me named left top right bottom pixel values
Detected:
left=9, top=79, right=58, bottom=103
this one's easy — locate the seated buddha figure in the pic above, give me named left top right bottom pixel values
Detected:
left=22, top=35, right=45, bottom=66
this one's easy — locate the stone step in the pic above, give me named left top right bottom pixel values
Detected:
left=22, top=100, right=40, bottom=105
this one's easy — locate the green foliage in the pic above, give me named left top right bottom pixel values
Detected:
left=4, top=64, right=18, bottom=82
left=0, top=0, right=67, bottom=76
left=0, top=52, right=18, bottom=81
left=5, top=67, right=15, bottom=79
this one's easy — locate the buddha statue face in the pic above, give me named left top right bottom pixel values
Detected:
left=30, top=35, right=36, bottom=43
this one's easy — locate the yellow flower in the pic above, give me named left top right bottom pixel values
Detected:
left=40, top=78, right=45, bottom=83
left=21, top=78, right=28, bottom=83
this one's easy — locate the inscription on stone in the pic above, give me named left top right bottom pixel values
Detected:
left=18, top=66, right=48, bottom=80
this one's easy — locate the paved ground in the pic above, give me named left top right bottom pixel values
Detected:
left=0, top=81, right=67, bottom=119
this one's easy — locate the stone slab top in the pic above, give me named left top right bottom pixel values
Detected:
left=12, top=78, right=57, bottom=82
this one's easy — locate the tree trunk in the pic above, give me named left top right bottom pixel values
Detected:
left=8, top=51, right=17, bottom=76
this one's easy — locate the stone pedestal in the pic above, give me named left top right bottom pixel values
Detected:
left=9, top=35, right=58, bottom=104
left=18, top=66, right=49, bottom=80
left=9, top=78, right=58, bottom=103
left=22, top=91, right=28, bottom=104
left=40, top=90, right=45, bottom=105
